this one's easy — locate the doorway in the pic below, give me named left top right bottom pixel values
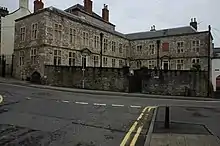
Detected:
left=162, top=60, right=169, bottom=70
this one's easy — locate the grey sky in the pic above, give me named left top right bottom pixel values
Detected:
left=1, top=0, right=220, bottom=46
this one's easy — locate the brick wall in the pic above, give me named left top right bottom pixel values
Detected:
left=44, top=65, right=129, bottom=92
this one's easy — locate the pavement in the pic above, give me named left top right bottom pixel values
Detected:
left=149, top=106, right=220, bottom=146
left=0, top=78, right=220, bottom=145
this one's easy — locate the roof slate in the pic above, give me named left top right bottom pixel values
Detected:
left=64, top=4, right=115, bottom=26
left=125, top=26, right=197, bottom=40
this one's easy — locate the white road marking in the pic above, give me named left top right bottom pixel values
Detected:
left=62, top=100, right=69, bottom=103
left=75, top=101, right=89, bottom=105
left=93, top=103, right=106, bottom=106
left=0, top=95, right=3, bottom=103
left=130, top=105, right=142, bottom=108
left=112, top=104, right=124, bottom=107
left=25, top=97, right=31, bottom=100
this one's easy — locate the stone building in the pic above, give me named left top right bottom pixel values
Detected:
left=13, top=0, right=213, bottom=80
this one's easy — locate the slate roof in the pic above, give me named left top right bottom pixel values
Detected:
left=16, top=6, right=208, bottom=41
left=47, top=7, right=126, bottom=38
left=125, top=26, right=197, bottom=40
left=64, top=4, right=115, bottom=26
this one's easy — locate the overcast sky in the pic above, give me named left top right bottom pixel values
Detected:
left=1, top=0, right=220, bottom=46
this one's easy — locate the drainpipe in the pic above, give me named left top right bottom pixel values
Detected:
left=100, top=33, right=104, bottom=68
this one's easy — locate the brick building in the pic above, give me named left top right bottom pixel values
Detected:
left=13, top=0, right=213, bottom=80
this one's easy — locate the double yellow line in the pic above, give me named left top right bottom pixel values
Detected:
left=120, top=106, right=156, bottom=146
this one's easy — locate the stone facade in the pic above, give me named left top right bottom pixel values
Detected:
left=13, top=3, right=212, bottom=80
left=140, top=69, right=209, bottom=97
left=43, top=65, right=210, bottom=97
left=44, top=65, right=129, bottom=92
left=130, top=32, right=210, bottom=70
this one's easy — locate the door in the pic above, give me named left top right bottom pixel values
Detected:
left=163, top=61, right=169, bottom=70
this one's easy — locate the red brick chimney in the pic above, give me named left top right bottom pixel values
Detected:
left=102, top=4, right=109, bottom=22
left=34, top=0, right=44, bottom=13
left=84, top=0, right=93, bottom=14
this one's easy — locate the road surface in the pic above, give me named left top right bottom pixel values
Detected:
left=0, top=83, right=220, bottom=145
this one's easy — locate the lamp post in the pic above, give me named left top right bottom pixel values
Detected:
left=81, top=49, right=91, bottom=89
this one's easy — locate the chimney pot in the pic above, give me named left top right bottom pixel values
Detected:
left=190, top=18, right=198, bottom=30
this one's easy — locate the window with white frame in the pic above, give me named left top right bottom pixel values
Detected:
left=20, top=27, right=26, bottom=42
left=112, top=41, right=116, bottom=52
left=30, top=48, right=37, bottom=64
left=119, top=59, right=123, bottom=67
left=149, top=44, right=155, bottom=55
left=176, top=59, right=184, bottom=70
left=31, top=23, right=38, bottom=39
left=103, top=57, right=108, bottom=66
left=177, top=41, right=184, bottom=53
left=54, top=50, right=61, bottom=65
left=93, top=56, right=99, bottom=67
left=94, top=35, right=100, bottom=49
left=119, top=43, right=123, bottom=53
left=148, top=60, right=155, bottom=69
left=192, top=40, right=200, bottom=52
left=54, top=24, right=62, bottom=40
left=69, top=28, right=76, bottom=44
left=137, top=45, right=142, bottom=52
left=82, top=31, right=89, bottom=46
left=19, top=51, right=25, bottom=66
left=69, top=52, right=75, bottom=66
left=103, top=38, right=108, bottom=52
left=112, top=58, right=116, bottom=67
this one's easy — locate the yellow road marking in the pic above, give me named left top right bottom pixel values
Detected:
left=120, top=107, right=148, bottom=146
left=0, top=95, right=3, bottom=103
left=120, top=106, right=157, bottom=146
left=130, top=124, right=144, bottom=146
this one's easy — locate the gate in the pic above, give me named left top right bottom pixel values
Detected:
left=129, top=73, right=142, bottom=93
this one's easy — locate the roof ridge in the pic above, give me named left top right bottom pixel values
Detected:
left=125, top=26, right=194, bottom=35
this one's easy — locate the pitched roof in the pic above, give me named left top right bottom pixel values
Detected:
left=125, top=26, right=197, bottom=40
left=49, top=7, right=125, bottom=38
left=64, top=4, right=115, bottom=26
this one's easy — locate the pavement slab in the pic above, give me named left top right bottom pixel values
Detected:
left=150, top=134, right=220, bottom=146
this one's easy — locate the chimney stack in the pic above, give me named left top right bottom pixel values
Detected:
left=34, top=0, right=44, bottom=13
left=84, top=0, right=93, bottom=14
left=150, top=25, right=156, bottom=31
left=190, top=18, right=198, bottom=30
left=0, top=7, right=9, bottom=17
left=19, top=0, right=29, bottom=9
left=102, top=4, right=109, bottom=22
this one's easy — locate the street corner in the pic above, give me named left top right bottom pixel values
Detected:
left=120, top=106, right=157, bottom=146
left=0, top=95, right=3, bottom=104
